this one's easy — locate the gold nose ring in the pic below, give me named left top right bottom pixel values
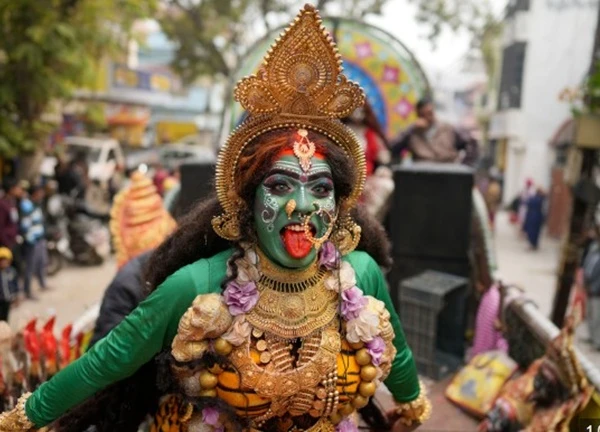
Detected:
left=285, top=199, right=296, bottom=219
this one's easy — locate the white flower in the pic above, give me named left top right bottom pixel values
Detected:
left=365, top=296, right=394, bottom=341
left=365, top=296, right=386, bottom=316
left=324, top=261, right=356, bottom=292
left=345, top=309, right=380, bottom=343
left=235, top=255, right=260, bottom=283
left=222, top=316, right=251, bottom=346
left=226, top=247, right=260, bottom=281
left=246, top=248, right=258, bottom=266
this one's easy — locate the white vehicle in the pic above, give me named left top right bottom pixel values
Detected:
left=41, top=137, right=125, bottom=183
left=158, top=142, right=216, bottom=171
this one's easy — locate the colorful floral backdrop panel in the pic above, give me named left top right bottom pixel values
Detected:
left=229, top=18, right=430, bottom=141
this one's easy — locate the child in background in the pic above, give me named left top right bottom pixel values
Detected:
left=0, top=247, right=18, bottom=322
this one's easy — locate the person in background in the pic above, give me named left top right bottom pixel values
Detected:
left=582, top=224, right=600, bottom=351
left=92, top=170, right=177, bottom=344
left=89, top=251, right=152, bottom=346
left=0, top=247, right=19, bottom=322
left=55, top=156, right=85, bottom=199
left=162, top=173, right=181, bottom=218
left=0, top=179, right=23, bottom=275
left=151, top=163, right=169, bottom=197
left=19, top=185, right=49, bottom=300
left=523, top=187, right=547, bottom=251
left=518, top=178, right=535, bottom=231
left=108, top=163, right=126, bottom=202
left=343, top=103, right=394, bottom=221
left=485, top=176, right=502, bottom=229
left=390, top=96, right=478, bottom=165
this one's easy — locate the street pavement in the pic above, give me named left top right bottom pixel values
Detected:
left=9, top=258, right=115, bottom=332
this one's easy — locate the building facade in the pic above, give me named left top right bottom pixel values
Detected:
left=490, top=0, right=599, bottom=204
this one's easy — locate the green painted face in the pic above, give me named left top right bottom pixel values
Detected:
left=254, top=154, right=336, bottom=269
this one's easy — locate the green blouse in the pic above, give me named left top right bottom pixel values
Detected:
left=25, top=249, right=420, bottom=427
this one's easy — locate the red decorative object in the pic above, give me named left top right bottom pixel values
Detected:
left=23, top=320, right=40, bottom=363
left=41, top=317, right=58, bottom=376
left=60, top=324, right=73, bottom=369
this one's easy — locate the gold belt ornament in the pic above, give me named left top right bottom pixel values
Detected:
left=247, top=417, right=336, bottom=432
left=228, top=328, right=340, bottom=401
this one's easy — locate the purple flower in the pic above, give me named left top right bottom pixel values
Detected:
left=341, top=286, right=368, bottom=320
left=223, top=280, right=259, bottom=316
left=365, top=336, right=386, bottom=366
left=319, top=241, right=340, bottom=270
left=336, top=417, right=358, bottom=432
left=202, top=406, right=221, bottom=426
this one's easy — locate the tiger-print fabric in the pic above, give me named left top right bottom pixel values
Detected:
left=150, top=395, right=185, bottom=432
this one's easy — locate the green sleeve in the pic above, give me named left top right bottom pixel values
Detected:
left=348, top=252, right=421, bottom=403
left=25, top=263, right=203, bottom=427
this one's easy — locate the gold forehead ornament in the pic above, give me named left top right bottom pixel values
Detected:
left=294, top=129, right=316, bottom=173
left=212, top=4, right=366, bottom=250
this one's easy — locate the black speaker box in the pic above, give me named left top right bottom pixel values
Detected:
left=177, top=162, right=216, bottom=215
left=387, top=162, right=474, bottom=260
left=387, top=255, right=470, bottom=312
left=399, top=271, right=469, bottom=378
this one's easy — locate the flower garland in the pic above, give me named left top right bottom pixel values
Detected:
left=218, top=241, right=391, bottom=432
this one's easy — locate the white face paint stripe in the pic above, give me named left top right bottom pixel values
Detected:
left=261, top=186, right=279, bottom=232
left=270, top=160, right=332, bottom=176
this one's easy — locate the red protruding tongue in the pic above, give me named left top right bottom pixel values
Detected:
left=282, top=229, right=313, bottom=259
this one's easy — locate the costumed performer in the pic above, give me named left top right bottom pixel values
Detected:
left=0, top=5, right=430, bottom=432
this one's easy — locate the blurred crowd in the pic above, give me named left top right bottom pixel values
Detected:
left=0, top=179, right=52, bottom=320
left=0, top=152, right=182, bottom=324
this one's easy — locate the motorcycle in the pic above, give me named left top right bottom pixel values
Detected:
left=45, top=226, right=67, bottom=276
left=67, top=212, right=110, bottom=265
left=45, top=193, right=111, bottom=273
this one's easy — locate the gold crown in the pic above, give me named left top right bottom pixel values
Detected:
left=213, top=4, right=367, bottom=241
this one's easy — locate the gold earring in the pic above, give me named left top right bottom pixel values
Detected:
left=285, top=199, right=296, bottom=219
left=212, top=211, right=242, bottom=241
left=331, top=213, right=361, bottom=256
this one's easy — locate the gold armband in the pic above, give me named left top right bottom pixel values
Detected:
left=0, top=392, right=35, bottom=431
left=394, top=382, right=432, bottom=426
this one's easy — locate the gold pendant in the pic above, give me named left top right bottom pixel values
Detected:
left=293, top=129, right=316, bottom=173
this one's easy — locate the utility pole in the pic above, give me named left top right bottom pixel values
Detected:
left=550, top=3, right=600, bottom=327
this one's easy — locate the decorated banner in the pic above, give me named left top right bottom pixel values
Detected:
left=112, top=64, right=172, bottom=93
left=229, top=17, right=429, bottom=140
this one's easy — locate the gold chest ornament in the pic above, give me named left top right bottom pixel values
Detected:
left=170, top=247, right=397, bottom=431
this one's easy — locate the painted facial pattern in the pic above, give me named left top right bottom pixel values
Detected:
left=254, top=155, right=336, bottom=269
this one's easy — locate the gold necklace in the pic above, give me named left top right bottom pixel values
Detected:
left=247, top=249, right=339, bottom=339
left=256, top=249, right=322, bottom=289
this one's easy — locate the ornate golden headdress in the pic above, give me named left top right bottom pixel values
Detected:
left=212, top=4, right=367, bottom=247
left=111, top=171, right=177, bottom=268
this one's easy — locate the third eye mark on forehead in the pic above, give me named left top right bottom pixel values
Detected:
left=268, top=160, right=332, bottom=182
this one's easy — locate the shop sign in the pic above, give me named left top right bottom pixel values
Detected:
left=112, top=64, right=172, bottom=93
